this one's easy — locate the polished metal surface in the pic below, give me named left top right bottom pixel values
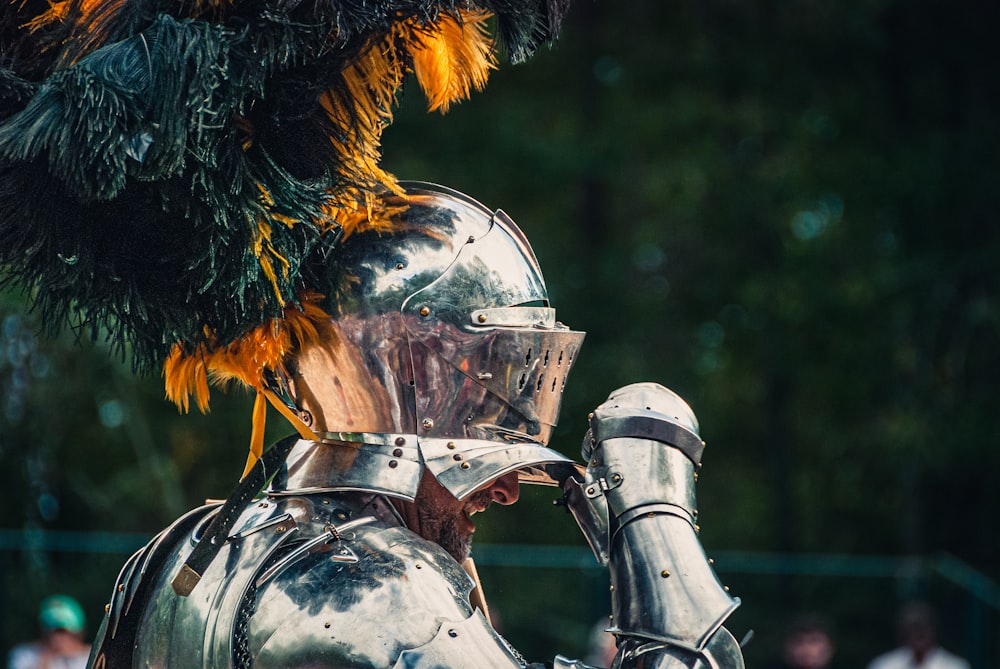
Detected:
left=266, top=182, right=585, bottom=500
left=100, top=489, right=534, bottom=668
left=552, top=655, right=605, bottom=669
left=269, top=437, right=424, bottom=500
left=569, top=383, right=745, bottom=669
left=615, top=627, right=745, bottom=669
left=391, top=609, right=524, bottom=668
left=609, top=513, right=740, bottom=652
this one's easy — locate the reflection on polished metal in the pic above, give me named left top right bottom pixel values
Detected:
left=563, top=383, right=746, bottom=669
left=98, top=491, right=530, bottom=668
left=266, top=182, right=585, bottom=499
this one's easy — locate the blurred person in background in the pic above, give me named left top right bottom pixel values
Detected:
left=771, top=613, right=837, bottom=669
left=866, top=601, right=969, bottom=669
left=7, top=595, right=90, bottom=669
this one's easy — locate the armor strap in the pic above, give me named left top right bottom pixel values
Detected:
left=462, top=557, right=492, bottom=625
left=171, top=433, right=300, bottom=596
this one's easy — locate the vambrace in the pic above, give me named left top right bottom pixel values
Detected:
left=563, top=383, right=745, bottom=669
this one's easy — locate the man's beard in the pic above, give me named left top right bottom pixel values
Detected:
left=417, top=489, right=494, bottom=562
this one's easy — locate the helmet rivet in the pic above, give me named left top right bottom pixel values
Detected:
left=388, top=460, right=398, bottom=468
left=453, top=454, right=462, bottom=461
left=661, top=569, right=671, bottom=578
left=446, top=441, right=456, bottom=449
left=477, top=313, right=487, bottom=323
left=395, top=437, right=406, bottom=446
left=396, top=262, right=405, bottom=270
left=393, top=448, right=403, bottom=457
left=448, top=629, right=459, bottom=638
left=419, top=306, right=430, bottom=317
left=422, top=418, right=434, bottom=430
left=461, top=462, right=470, bottom=469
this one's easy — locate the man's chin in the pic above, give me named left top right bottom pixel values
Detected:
left=437, top=528, right=474, bottom=563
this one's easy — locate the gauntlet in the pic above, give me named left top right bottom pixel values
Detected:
left=563, top=383, right=745, bottom=669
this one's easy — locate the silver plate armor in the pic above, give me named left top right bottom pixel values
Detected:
left=266, top=182, right=585, bottom=501
left=92, top=491, right=530, bottom=669
left=87, top=181, right=748, bottom=669
left=564, top=383, right=745, bottom=669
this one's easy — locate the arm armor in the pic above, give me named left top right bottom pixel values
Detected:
left=563, top=383, right=746, bottom=669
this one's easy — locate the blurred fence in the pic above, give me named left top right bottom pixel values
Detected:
left=1, top=530, right=997, bottom=668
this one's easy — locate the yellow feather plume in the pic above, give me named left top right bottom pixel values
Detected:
left=409, top=10, right=496, bottom=113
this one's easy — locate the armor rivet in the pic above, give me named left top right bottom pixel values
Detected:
left=118, top=584, right=125, bottom=592
left=724, top=586, right=731, bottom=592
left=461, top=462, right=470, bottom=469
left=661, top=569, right=671, bottom=578
left=388, top=460, right=398, bottom=468
left=393, top=448, right=403, bottom=457
left=337, top=512, right=348, bottom=520
left=276, top=526, right=287, bottom=534
left=447, top=442, right=456, bottom=449
left=299, top=410, right=313, bottom=426
left=453, top=453, right=462, bottom=461
left=416, top=563, right=423, bottom=569
left=693, top=472, right=699, bottom=482
left=105, top=603, right=111, bottom=613
left=609, top=585, right=614, bottom=592
left=694, top=524, right=701, bottom=533
left=588, top=412, right=594, bottom=420
left=448, top=629, right=459, bottom=638
left=708, top=558, right=715, bottom=564
left=586, top=487, right=595, bottom=495
left=395, top=437, right=406, bottom=446
left=396, top=262, right=405, bottom=270
left=419, top=306, right=430, bottom=317
left=478, top=313, right=487, bottom=323
left=322, top=499, right=330, bottom=505
left=611, top=474, right=622, bottom=483
left=324, top=622, right=331, bottom=628
left=422, top=418, right=434, bottom=430
left=648, top=512, right=656, bottom=518
left=590, top=459, right=597, bottom=466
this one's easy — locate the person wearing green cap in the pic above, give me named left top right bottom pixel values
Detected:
left=7, top=595, right=90, bottom=669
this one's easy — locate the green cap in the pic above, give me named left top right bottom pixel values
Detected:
left=38, top=595, right=85, bottom=633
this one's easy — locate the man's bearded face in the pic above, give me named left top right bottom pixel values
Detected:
left=410, top=470, right=520, bottom=562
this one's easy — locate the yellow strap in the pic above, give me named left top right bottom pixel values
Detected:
left=241, top=389, right=318, bottom=480
left=262, top=389, right=317, bottom=441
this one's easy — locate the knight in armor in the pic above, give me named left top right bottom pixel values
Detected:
left=87, top=183, right=747, bottom=669
left=0, top=0, right=749, bottom=666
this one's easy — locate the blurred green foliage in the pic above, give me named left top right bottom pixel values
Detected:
left=2, top=1, right=999, bottom=667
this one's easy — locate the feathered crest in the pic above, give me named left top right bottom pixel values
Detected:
left=0, top=0, right=572, bottom=411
